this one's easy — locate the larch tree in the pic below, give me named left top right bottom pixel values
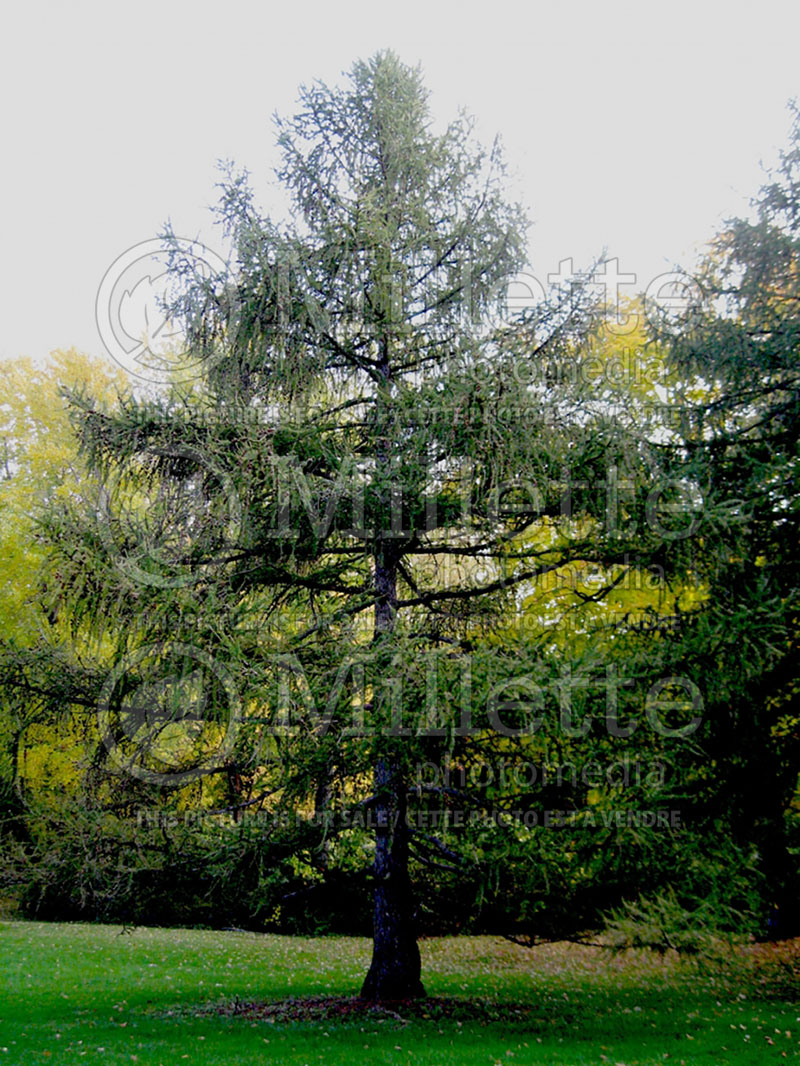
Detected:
left=38, top=53, right=673, bottom=998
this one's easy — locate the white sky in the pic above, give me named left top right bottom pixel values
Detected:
left=2, top=0, right=800, bottom=364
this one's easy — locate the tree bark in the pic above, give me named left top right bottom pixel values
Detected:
left=360, top=534, right=425, bottom=1000
left=360, top=755, right=425, bottom=1000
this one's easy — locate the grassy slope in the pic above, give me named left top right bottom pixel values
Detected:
left=1, top=922, right=798, bottom=1064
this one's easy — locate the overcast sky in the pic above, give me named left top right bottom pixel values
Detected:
left=2, top=0, right=799, bottom=366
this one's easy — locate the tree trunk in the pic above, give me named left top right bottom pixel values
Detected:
left=360, top=526, right=425, bottom=1000
left=360, top=756, right=425, bottom=1000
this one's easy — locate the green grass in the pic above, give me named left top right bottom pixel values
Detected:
left=1, top=921, right=799, bottom=1064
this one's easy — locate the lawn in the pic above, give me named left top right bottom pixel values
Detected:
left=1, top=921, right=799, bottom=1064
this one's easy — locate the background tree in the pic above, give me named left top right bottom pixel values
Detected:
left=649, top=104, right=800, bottom=935
left=0, top=350, right=126, bottom=819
